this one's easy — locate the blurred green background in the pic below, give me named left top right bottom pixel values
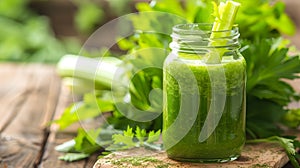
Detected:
left=0, top=0, right=138, bottom=63
left=0, top=0, right=299, bottom=63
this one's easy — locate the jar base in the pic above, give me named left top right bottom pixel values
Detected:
left=167, top=155, right=239, bottom=163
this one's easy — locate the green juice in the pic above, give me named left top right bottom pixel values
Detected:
left=163, top=54, right=246, bottom=162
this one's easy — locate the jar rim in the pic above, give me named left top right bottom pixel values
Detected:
left=170, top=23, right=240, bottom=52
left=172, top=23, right=238, bottom=35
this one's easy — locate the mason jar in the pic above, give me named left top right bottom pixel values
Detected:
left=163, top=23, right=246, bottom=163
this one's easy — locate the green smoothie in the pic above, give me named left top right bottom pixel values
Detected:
left=163, top=53, right=246, bottom=162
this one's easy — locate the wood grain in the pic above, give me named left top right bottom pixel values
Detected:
left=39, top=85, right=87, bottom=167
left=0, top=64, right=61, bottom=167
left=0, top=64, right=98, bottom=168
left=0, top=64, right=97, bottom=168
left=93, top=142, right=292, bottom=168
left=39, top=84, right=99, bottom=168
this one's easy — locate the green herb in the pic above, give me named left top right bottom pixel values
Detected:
left=74, top=1, right=104, bottom=34
left=73, top=128, right=102, bottom=154
left=57, top=129, right=102, bottom=161
left=55, top=126, right=161, bottom=161
left=109, top=126, right=136, bottom=149
left=53, top=93, right=114, bottom=130
left=106, top=126, right=162, bottom=151
left=0, top=0, right=79, bottom=62
left=73, top=0, right=132, bottom=34
left=56, top=126, right=123, bottom=161
left=108, top=0, right=132, bottom=16
left=136, top=126, right=147, bottom=144
left=135, top=0, right=215, bottom=23
left=242, top=38, right=300, bottom=137
left=235, top=0, right=296, bottom=39
left=147, top=129, right=161, bottom=144
left=247, top=136, right=300, bottom=168
left=283, top=109, right=300, bottom=128
left=58, top=153, right=89, bottom=162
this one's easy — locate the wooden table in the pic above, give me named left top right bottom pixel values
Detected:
left=0, top=64, right=97, bottom=168
left=0, top=64, right=299, bottom=168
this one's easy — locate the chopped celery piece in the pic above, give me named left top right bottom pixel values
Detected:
left=207, top=1, right=241, bottom=64
left=62, top=77, right=97, bottom=94
left=211, top=1, right=240, bottom=33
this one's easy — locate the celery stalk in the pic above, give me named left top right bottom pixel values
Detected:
left=206, top=0, right=241, bottom=64
left=62, top=77, right=97, bottom=94
left=57, top=55, right=123, bottom=90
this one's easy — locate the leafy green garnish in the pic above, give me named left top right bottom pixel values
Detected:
left=283, top=109, right=300, bottom=128
left=235, top=0, right=296, bottom=39
left=147, top=130, right=161, bottom=144
left=0, top=0, right=79, bottom=62
left=74, top=1, right=104, bottom=34
left=242, top=38, right=300, bottom=138
left=74, top=128, right=102, bottom=154
left=247, top=136, right=300, bottom=168
left=136, top=126, right=147, bottom=144
left=53, top=93, right=114, bottom=130
left=58, top=153, right=90, bottom=162
left=56, top=129, right=102, bottom=162
left=55, top=126, right=121, bottom=161
left=106, top=126, right=162, bottom=151
left=55, top=126, right=161, bottom=162
left=244, top=39, right=300, bottom=95
left=110, top=126, right=136, bottom=149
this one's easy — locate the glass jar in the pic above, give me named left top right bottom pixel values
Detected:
left=163, top=23, right=246, bottom=163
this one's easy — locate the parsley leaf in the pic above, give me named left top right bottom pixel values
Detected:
left=147, top=130, right=161, bottom=143
left=136, top=126, right=147, bottom=144
left=54, top=93, right=114, bottom=130
left=107, top=126, right=162, bottom=151
left=56, top=128, right=103, bottom=162
left=74, top=128, right=102, bottom=154
left=241, top=38, right=300, bottom=138
left=112, top=126, right=136, bottom=149
left=236, top=0, right=296, bottom=39
left=247, top=136, right=300, bottom=168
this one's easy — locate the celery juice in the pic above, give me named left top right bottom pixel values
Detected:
left=162, top=23, right=246, bottom=163
left=163, top=54, right=246, bottom=162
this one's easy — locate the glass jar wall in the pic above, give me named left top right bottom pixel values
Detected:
left=163, top=23, right=246, bottom=163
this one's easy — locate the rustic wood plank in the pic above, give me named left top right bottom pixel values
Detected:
left=0, top=64, right=61, bottom=168
left=0, top=64, right=31, bottom=132
left=39, top=85, right=87, bottom=167
left=93, top=142, right=294, bottom=168
left=39, top=84, right=102, bottom=168
left=40, top=130, right=100, bottom=168
left=0, top=136, right=39, bottom=168
left=2, top=65, right=60, bottom=141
